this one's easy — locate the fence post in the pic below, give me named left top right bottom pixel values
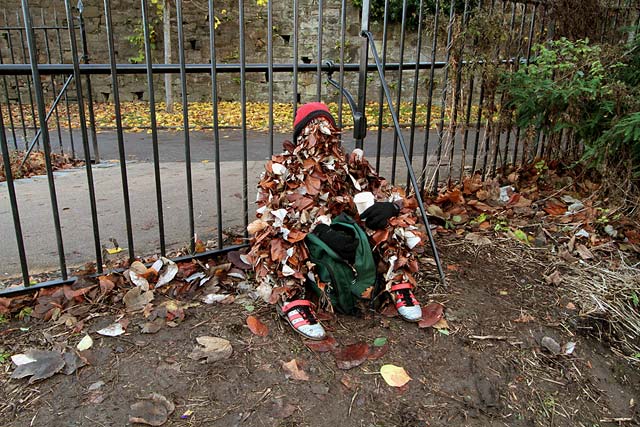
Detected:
left=77, top=0, right=100, bottom=163
left=355, top=0, right=370, bottom=150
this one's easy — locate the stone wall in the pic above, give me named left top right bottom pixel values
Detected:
left=1, top=0, right=446, bottom=105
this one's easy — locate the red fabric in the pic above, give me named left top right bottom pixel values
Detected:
left=293, top=102, right=333, bottom=128
left=282, top=299, right=313, bottom=313
left=390, top=282, right=412, bottom=291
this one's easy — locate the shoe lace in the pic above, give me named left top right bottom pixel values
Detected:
left=396, top=289, right=415, bottom=307
left=294, top=306, right=318, bottom=325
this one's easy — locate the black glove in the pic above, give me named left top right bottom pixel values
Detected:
left=360, top=202, right=400, bottom=230
left=313, top=224, right=358, bottom=263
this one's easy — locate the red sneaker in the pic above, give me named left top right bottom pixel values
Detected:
left=390, top=282, right=422, bottom=322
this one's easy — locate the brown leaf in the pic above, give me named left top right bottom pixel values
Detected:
left=367, top=343, right=389, bottom=360
left=543, top=199, right=567, bottom=216
left=304, top=336, right=338, bottom=353
left=246, top=315, right=269, bottom=337
left=129, top=393, right=175, bottom=426
left=11, top=350, right=65, bottom=383
left=270, top=239, right=288, bottom=262
left=513, top=313, right=536, bottom=323
left=418, top=303, right=444, bottom=328
left=141, top=318, right=165, bottom=334
left=333, top=342, right=370, bottom=370
left=286, top=229, right=307, bottom=243
left=545, top=270, right=562, bottom=285
left=123, top=287, right=155, bottom=312
left=98, top=276, right=115, bottom=295
left=188, top=336, right=233, bottom=363
left=575, top=244, right=594, bottom=260
left=281, top=359, right=309, bottom=381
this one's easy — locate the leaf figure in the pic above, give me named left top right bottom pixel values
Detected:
left=11, top=350, right=65, bottom=384
left=246, top=315, right=269, bottom=337
left=123, top=287, right=155, bottom=312
left=333, top=342, right=370, bottom=370
left=380, top=364, right=412, bottom=387
left=418, top=303, right=444, bottom=328
left=281, top=359, right=309, bottom=381
left=367, top=343, right=389, bottom=360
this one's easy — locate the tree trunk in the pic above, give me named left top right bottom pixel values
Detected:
left=163, top=0, right=173, bottom=113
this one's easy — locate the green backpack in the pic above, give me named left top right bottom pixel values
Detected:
left=305, top=213, right=377, bottom=314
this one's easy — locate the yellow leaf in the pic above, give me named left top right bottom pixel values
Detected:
left=106, top=247, right=124, bottom=254
left=432, top=318, right=449, bottom=330
left=380, top=364, right=411, bottom=387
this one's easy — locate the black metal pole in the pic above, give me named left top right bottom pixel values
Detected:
left=103, top=0, right=135, bottom=259
left=432, top=0, right=455, bottom=193
left=0, top=102, right=30, bottom=285
left=375, top=0, right=389, bottom=172
left=292, top=0, right=299, bottom=115
left=355, top=0, right=370, bottom=150
left=420, top=0, right=439, bottom=192
left=64, top=0, right=103, bottom=273
left=77, top=0, right=99, bottom=163
left=176, top=0, right=196, bottom=252
left=239, top=0, right=249, bottom=235
left=406, top=0, right=425, bottom=190
left=22, top=0, right=68, bottom=279
left=364, top=30, right=445, bottom=284
left=391, top=0, right=408, bottom=184
left=267, top=0, right=274, bottom=156
left=316, top=0, right=323, bottom=102
left=141, top=0, right=166, bottom=256
left=54, top=8, right=76, bottom=159
left=208, top=0, right=223, bottom=250
left=16, top=11, right=37, bottom=147
left=41, top=8, right=64, bottom=155
left=337, top=0, right=347, bottom=129
left=2, top=10, right=28, bottom=146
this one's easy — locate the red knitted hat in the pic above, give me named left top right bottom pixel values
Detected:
left=293, top=102, right=337, bottom=139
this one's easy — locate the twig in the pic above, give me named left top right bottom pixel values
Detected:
left=599, top=417, right=634, bottom=423
left=468, top=335, right=513, bottom=341
left=348, top=390, right=358, bottom=417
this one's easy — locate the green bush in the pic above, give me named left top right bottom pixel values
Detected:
left=501, top=35, right=640, bottom=195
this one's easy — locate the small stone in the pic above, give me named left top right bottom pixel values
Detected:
left=541, top=336, right=561, bottom=355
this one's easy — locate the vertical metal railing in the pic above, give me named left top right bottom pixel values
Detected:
left=104, top=0, right=135, bottom=260
left=21, top=0, right=67, bottom=278
left=141, top=0, right=166, bottom=256
left=64, top=0, right=102, bottom=273
left=0, top=0, right=635, bottom=292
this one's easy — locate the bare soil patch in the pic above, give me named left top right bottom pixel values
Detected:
left=1, top=236, right=638, bottom=427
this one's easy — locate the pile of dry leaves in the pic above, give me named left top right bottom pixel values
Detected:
left=245, top=119, right=427, bottom=305
left=0, top=150, right=83, bottom=182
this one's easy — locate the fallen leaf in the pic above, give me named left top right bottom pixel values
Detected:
left=465, top=232, right=491, bottom=246
left=380, top=364, right=411, bottom=387
left=124, top=287, right=155, bottom=312
left=62, top=351, right=86, bottom=375
left=418, top=303, right=444, bottom=328
left=281, top=359, right=309, bottom=381
left=367, top=343, right=389, bottom=360
left=373, top=337, right=388, bottom=347
left=77, top=334, right=93, bottom=351
left=541, top=336, right=561, bottom=355
left=514, top=313, right=535, bottom=323
left=246, top=315, right=269, bottom=337
left=141, top=318, right=165, bottom=334
left=432, top=318, right=449, bottom=330
left=304, top=336, right=338, bottom=353
left=333, top=342, right=370, bottom=370
left=575, top=244, right=594, bottom=260
left=227, top=251, right=252, bottom=270
left=97, top=322, right=126, bottom=337
left=543, top=199, right=567, bottom=216
left=129, top=393, right=175, bottom=426
left=11, top=350, right=65, bottom=383
left=188, top=336, right=233, bottom=363
left=106, top=247, right=124, bottom=255
left=566, top=302, right=576, bottom=310
left=545, top=270, right=562, bottom=286
left=156, top=258, right=178, bottom=287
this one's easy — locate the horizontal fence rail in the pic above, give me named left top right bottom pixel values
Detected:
left=0, top=0, right=637, bottom=292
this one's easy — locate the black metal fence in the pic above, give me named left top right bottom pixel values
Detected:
left=0, top=0, right=637, bottom=293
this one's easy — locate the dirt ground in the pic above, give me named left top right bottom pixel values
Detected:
left=1, top=235, right=639, bottom=427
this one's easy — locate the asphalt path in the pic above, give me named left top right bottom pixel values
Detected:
left=2, top=127, right=514, bottom=279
